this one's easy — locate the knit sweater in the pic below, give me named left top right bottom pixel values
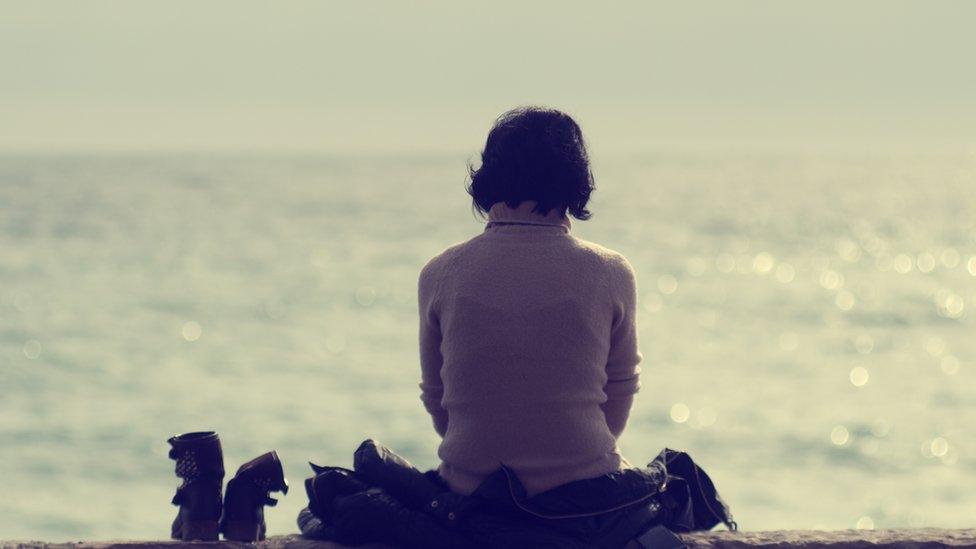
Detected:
left=417, top=199, right=643, bottom=497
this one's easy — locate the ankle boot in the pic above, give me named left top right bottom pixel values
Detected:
left=168, top=431, right=225, bottom=541
left=219, top=451, right=289, bottom=542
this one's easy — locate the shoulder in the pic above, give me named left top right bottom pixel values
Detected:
left=568, top=238, right=638, bottom=303
left=568, top=237, right=636, bottom=278
left=419, top=239, right=471, bottom=285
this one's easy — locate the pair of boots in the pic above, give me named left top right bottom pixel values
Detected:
left=167, top=431, right=289, bottom=542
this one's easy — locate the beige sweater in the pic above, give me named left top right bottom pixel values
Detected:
left=418, top=200, right=643, bottom=496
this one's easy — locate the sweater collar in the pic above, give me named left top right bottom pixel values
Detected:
left=485, top=200, right=572, bottom=233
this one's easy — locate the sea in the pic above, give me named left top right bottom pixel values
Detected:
left=1, top=150, right=974, bottom=540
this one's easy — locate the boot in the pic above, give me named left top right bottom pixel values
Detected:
left=219, top=451, right=289, bottom=541
left=168, top=431, right=225, bottom=541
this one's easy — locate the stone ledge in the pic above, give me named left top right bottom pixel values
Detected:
left=5, top=530, right=976, bottom=549
left=681, top=529, right=976, bottom=548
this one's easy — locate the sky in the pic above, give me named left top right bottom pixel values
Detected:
left=2, top=1, right=975, bottom=153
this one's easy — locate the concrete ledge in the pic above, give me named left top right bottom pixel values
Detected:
left=681, top=529, right=976, bottom=548
left=5, top=530, right=976, bottom=549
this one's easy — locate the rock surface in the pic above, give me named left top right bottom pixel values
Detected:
left=5, top=530, right=976, bottom=549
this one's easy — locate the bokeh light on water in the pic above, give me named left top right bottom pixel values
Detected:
left=1, top=151, right=974, bottom=539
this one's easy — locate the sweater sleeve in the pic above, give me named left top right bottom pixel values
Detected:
left=602, top=255, right=643, bottom=438
left=418, top=257, right=449, bottom=437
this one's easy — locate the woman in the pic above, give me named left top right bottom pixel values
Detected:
left=297, top=108, right=730, bottom=547
left=418, top=106, right=643, bottom=497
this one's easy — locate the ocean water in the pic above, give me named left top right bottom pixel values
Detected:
left=1, top=151, right=975, bottom=541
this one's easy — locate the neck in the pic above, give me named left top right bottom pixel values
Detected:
left=484, top=200, right=572, bottom=233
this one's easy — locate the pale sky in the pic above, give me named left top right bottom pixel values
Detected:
left=2, top=1, right=974, bottom=153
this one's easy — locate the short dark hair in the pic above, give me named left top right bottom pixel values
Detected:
left=466, top=106, right=595, bottom=220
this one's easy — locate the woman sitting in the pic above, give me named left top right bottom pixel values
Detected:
left=418, top=106, right=642, bottom=497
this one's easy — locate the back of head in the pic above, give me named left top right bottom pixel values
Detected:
left=467, top=106, right=595, bottom=220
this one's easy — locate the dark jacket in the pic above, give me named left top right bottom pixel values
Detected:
left=298, top=439, right=733, bottom=549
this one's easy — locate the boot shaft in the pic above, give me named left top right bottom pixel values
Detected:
left=168, top=431, right=225, bottom=481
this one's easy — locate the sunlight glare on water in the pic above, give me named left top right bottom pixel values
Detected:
left=1, top=151, right=974, bottom=539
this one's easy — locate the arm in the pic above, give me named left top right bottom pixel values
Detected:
left=602, top=256, right=643, bottom=438
left=418, top=259, right=449, bottom=437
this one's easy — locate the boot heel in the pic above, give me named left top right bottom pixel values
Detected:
left=180, top=520, right=219, bottom=541
left=221, top=520, right=262, bottom=542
